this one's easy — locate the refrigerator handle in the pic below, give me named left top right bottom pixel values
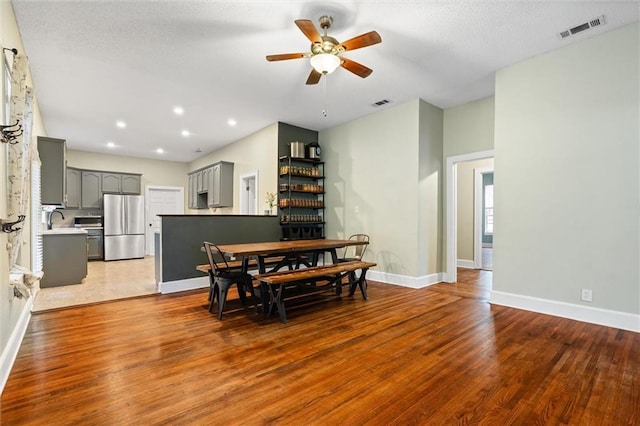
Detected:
left=122, top=196, right=128, bottom=235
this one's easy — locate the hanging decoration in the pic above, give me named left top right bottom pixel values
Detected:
left=5, top=53, right=40, bottom=299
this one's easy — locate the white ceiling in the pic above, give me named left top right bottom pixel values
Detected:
left=10, top=1, right=640, bottom=163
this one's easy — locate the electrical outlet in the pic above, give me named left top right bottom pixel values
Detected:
left=581, top=288, right=593, bottom=302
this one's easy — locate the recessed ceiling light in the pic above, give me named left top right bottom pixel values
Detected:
left=107, top=142, right=115, bottom=148
left=181, top=130, right=190, bottom=137
left=156, top=148, right=165, bottom=154
left=227, top=119, right=237, bottom=127
left=116, top=120, right=126, bottom=128
left=173, top=106, right=184, bottom=115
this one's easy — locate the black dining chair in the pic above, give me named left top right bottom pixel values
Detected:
left=203, top=241, right=258, bottom=319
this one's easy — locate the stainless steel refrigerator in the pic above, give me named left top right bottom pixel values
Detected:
left=103, top=194, right=145, bottom=261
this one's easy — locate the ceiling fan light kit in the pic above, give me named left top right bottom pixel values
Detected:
left=310, top=53, right=341, bottom=74
left=266, top=15, right=381, bottom=85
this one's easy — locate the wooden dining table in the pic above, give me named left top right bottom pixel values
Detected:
left=215, top=239, right=371, bottom=317
left=215, top=239, right=368, bottom=274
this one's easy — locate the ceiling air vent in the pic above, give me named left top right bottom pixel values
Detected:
left=558, top=15, right=606, bottom=39
left=372, top=99, right=390, bottom=107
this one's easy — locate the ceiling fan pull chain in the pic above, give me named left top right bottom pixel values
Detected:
left=322, top=76, right=328, bottom=117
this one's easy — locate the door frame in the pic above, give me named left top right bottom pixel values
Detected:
left=474, top=167, right=494, bottom=269
left=445, top=150, right=494, bottom=283
left=239, top=171, right=259, bottom=215
left=144, top=185, right=185, bottom=256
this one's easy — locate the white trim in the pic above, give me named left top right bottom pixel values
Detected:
left=457, top=259, right=475, bottom=269
left=490, top=291, right=640, bottom=333
left=0, top=297, right=33, bottom=394
left=239, top=171, right=259, bottom=215
left=474, top=166, right=493, bottom=269
left=445, top=150, right=494, bottom=283
left=367, top=270, right=442, bottom=289
left=159, top=276, right=209, bottom=294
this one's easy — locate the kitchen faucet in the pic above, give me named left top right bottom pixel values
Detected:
left=47, top=210, right=65, bottom=230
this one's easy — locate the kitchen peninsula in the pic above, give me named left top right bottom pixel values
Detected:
left=155, top=214, right=280, bottom=293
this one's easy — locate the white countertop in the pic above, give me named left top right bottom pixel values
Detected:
left=42, top=228, right=88, bottom=235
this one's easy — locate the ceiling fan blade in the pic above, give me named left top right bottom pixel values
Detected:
left=306, top=69, right=322, bottom=85
left=266, top=53, right=307, bottom=61
left=340, top=57, right=373, bottom=78
left=295, top=19, right=322, bottom=44
left=340, top=31, right=382, bottom=51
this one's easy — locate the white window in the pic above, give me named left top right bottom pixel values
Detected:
left=484, top=184, right=494, bottom=235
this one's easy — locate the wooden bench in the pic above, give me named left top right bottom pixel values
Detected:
left=255, top=261, right=376, bottom=323
left=196, top=256, right=288, bottom=275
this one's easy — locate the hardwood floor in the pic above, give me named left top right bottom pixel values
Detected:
left=2, top=270, right=638, bottom=424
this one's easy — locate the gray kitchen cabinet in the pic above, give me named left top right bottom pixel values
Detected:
left=121, top=174, right=141, bottom=194
left=187, top=174, right=194, bottom=209
left=66, top=167, right=82, bottom=209
left=195, top=167, right=211, bottom=193
left=102, top=172, right=141, bottom=194
left=41, top=233, right=88, bottom=287
left=38, top=136, right=66, bottom=207
left=209, top=161, right=234, bottom=207
left=188, top=172, right=207, bottom=209
left=81, top=171, right=102, bottom=209
left=187, top=162, right=232, bottom=209
left=86, top=231, right=103, bottom=260
left=102, top=172, right=121, bottom=193
left=196, top=170, right=204, bottom=193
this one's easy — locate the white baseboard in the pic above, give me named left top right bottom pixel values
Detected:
left=159, top=276, right=209, bottom=294
left=490, top=290, right=640, bottom=333
left=457, top=259, right=475, bottom=269
left=367, top=270, right=442, bottom=289
left=1, top=297, right=33, bottom=394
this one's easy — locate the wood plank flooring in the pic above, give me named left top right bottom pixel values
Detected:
left=2, top=270, right=638, bottom=425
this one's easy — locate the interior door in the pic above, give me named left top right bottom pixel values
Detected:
left=145, top=186, right=185, bottom=255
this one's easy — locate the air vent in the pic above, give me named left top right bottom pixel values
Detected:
left=372, top=99, right=390, bottom=107
left=558, top=15, right=606, bottom=39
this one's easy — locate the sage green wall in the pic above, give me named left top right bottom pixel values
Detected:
left=189, top=123, right=278, bottom=215
left=457, top=158, right=493, bottom=262
left=494, top=23, right=639, bottom=314
left=442, top=97, right=495, bottom=273
left=418, top=100, right=444, bottom=276
left=321, top=99, right=444, bottom=278
left=443, top=96, right=494, bottom=158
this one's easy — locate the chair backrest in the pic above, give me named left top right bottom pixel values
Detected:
left=342, top=234, right=369, bottom=260
left=203, top=241, right=230, bottom=275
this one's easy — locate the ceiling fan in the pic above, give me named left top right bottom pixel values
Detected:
left=266, top=16, right=382, bottom=85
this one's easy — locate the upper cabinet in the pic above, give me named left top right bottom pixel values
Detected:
left=65, top=167, right=82, bottom=209
left=102, top=172, right=141, bottom=194
left=38, top=136, right=67, bottom=207
left=187, top=161, right=234, bottom=209
left=71, top=169, right=142, bottom=209
left=210, top=161, right=233, bottom=208
left=81, top=171, right=102, bottom=209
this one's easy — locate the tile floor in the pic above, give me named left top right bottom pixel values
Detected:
left=33, top=256, right=158, bottom=312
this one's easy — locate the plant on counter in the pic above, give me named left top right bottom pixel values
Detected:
left=266, top=192, right=277, bottom=214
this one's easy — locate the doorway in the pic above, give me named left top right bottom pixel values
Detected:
left=145, top=185, right=185, bottom=256
left=240, top=172, right=258, bottom=215
left=445, top=150, right=494, bottom=283
left=474, top=168, right=494, bottom=270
